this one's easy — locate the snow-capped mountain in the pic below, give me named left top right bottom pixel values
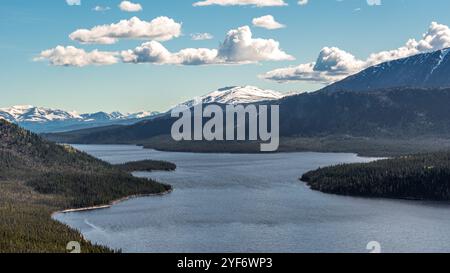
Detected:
left=0, top=105, right=159, bottom=133
left=80, top=111, right=125, bottom=122
left=45, top=85, right=290, bottom=143
left=322, top=47, right=450, bottom=93
left=179, top=86, right=285, bottom=108
left=124, top=111, right=156, bottom=119
left=0, top=105, right=81, bottom=123
left=1, top=86, right=283, bottom=133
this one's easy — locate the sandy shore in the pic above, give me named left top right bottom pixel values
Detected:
left=52, top=188, right=173, bottom=216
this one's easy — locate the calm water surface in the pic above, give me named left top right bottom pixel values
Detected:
left=54, top=145, right=450, bottom=253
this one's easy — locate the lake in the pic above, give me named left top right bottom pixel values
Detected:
left=54, top=145, right=450, bottom=253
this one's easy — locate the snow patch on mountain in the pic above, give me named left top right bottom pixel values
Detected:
left=430, top=48, right=450, bottom=76
left=180, top=86, right=285, bottom=108
left=0, top=105, right=81, bottom=123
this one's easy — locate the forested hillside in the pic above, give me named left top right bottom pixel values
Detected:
left=0, top=120, right=172, bottom=253
left=115, top=160, right=177, bottom=172
left=301, top=152, right=450, bottom=200
left=279, top=87, right=450, bottom=137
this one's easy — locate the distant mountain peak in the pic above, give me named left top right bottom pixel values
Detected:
left=179, top=85, right=285, bottom=109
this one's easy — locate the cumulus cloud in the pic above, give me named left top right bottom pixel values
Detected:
left=69, top=16, right=181, bottom=44
left=38, top=25, right=292, bottom=67
left=66, top=0, right=80, bottom=5
left=252, top=15, right=285, bottom=30
left=365, top=22, right=450, bottom=66
left=313, top=47, right=365, bottom=73
left=193, top=0, right=287, bottom=7
left=261, top=22, right=450, bottom=84
left=122, top=25, right=293, bottom=65
left=261, top=47, right=364, bottom=84
left=34, top=46, right=118, bottom=67
left=218, top=26, right=293, bottom=63
left=191, top=33, right=214, bottom=40
left=119, top=1, right=143, bottom=12
left=121, top=41, right=218, bottom=65
left=298, top=0, right=308, bottom=5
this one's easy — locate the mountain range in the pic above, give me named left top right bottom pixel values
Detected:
left=43, top=48, right=450, bottom=147
left=0, top=105, right=159, bottom=133
left=0, top=86, right=284, bottom=133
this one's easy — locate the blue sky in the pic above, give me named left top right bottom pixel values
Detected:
left=1, top=0, right=450, bottom=113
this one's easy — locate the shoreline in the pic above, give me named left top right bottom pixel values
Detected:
left=52, top=188, right=173, bottom=216
left=140, top=145, right=375, bottom=158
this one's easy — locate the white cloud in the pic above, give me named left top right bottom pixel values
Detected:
left=297, top=0, right=378, bottom=7
left=313, top=47, right=365, bottom=73
left=191, top=33, right=214, bottom=40
left=119, top=1, right=143, bottom=12
left=218, top=26, right=293, bottom=63
left=66, top=0, right=81, bottom=6
left=261, top=22, right=450, bottom=84
left=122, top=25, right=293, bottom=65
left=34, top=46, right=118, bottom=67
left=92, top=6, right=110, bottom=12
left=260, top=63, right=338, bottom=84
left=193, top=0, right=287, bottom=7
left=69, top=16, right=182, bottom=44
left=38, top=26, right=292, bottom=67
left=252, top=15, right=285, bottom=30
left=365, top=22, right=450, bottom=66
left=261, top=47, right=364, bottom=83
left=367, top=0, right=381, bottom=6
left=121, top=41, right=218, bottom=65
